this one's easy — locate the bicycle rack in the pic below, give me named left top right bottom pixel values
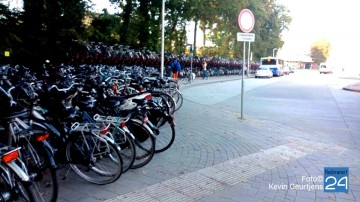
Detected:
left=70, top=122, right=111, bottom=136
left=92, top=114, right=131, bottom=144
left=93, top=114, right=130, bottom=125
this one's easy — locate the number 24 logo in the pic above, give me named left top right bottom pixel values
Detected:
left=325, top=176, right=348, bottom=190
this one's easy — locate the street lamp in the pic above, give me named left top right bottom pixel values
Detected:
left=272, top=48, right=278, bottom=57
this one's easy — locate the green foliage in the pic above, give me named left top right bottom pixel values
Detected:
left=0, top=0, right=88, bottom=68
left=0, top=4, right=22, bottom=63
left=86, top=11, right=121, bottom=43
left=310, top=38, right=331, bottom=64
left=1, top=0, right=292, bottom=65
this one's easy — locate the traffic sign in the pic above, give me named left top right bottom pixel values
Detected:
left=237, top=33, right=255, bottom=42
left=237, top=9, right=255, bottom=33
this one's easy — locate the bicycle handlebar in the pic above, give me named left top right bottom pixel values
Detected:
left=47, top=83, right=80, bottom=92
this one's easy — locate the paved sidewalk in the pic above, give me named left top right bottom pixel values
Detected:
left=56, top=74, right=360, bottom=202
left=179, top=74, right=247, bottom=90
left=343, top=82, right=360, bottom=92
left=179, top=73, right=360, bottom=93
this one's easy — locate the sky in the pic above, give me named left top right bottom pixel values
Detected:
left=91, top=0, right=120, bottom=14
left=276, top=0, right=360, bottom=67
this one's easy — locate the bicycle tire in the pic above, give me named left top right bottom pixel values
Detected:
left=171, top=90, right=183, bottom=111
left=0, top=166, right=36, bottom=202
left=13, top=178, right=36, bottom=202
left=22, top=141, right=58, bottom=202
left=167, top=80, right=179, bottom=90
left=151, top=92, right=176, bottom=115
left=12, top=123, right=59, bottom=202
left=147, top=109, right=176, bottom=153
left=66, top=134, right=123, bottom=185
left=182, top=73, right=193, bottom=85
left=154, top=121, right=175, bottom=153
left=127, top=119, right=155, bottom=169
left=162, top=93, right=176, bottom=114
left=109, top=125, right=136, bottom=173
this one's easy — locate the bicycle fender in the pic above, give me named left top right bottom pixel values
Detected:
left=42, top=141, right=57, bottom=168
left=7, top=161, right=30, bottom=182
left=130, top=119, right=156, bottom=139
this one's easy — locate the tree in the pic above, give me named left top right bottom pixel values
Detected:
left=310, top=38, right=331, bottom=64
left=164, top=0, right=188, bottom=53
left=15, top=0, right=89, bottom=68
left=86, top=10, right=121, bottom=43
left=1, top=0, right=292, bottom=64
left=183, top=0, right=291, bottom=60
left=0, top=3, right=21, bottom=64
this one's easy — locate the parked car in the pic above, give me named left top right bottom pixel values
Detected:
left=319, top=63, right=333, bottom=74
left=270, top=67, right=283, bottom=77
left=255, top=67, right=273, bottom=78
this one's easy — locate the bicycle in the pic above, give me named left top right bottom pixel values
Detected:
left=181, top=69, right=195, bottom=85
left=0, top=145, right=37, bottom=202
left=33, top=83, right=124, bottom=185
left=0, top=83, right=58, bottom=202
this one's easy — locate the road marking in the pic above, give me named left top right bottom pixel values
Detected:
left=105, top=137, right=345, bottom=202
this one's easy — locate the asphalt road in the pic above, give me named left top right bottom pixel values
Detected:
left=182, top=70, right=360, bottom=146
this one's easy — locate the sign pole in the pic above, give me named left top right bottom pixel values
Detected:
left=237, top=8, right=255, bottom=120
left=247, top=42, right=251, bottom=77
left=241, top=41, right=245, bottom=119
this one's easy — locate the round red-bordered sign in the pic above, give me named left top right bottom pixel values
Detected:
left=238, top=9, right=255, bottom=33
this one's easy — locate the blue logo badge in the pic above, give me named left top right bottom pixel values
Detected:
left=324, top=167, right=349, bottom=192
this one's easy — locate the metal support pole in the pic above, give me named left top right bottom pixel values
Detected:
left=247, top=42, right=251, bottom=77
left=160, top=0, right=165, bottom=78
left=241, top=41, right=245, bottom=119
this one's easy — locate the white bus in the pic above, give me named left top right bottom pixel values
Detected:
left=259, top=56, right=286, bottom=76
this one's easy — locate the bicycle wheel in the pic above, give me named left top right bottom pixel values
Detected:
left=21, top=142, right=58, bottom=202
left=171, top=90, right=183, bottom=111
left=152, top=92, right=176, bottom=115
left=167, top=80, right=179, bottom=90
left=12, top=123, right=58, bottom=202
left=66, top=134, right=123, bottom=185
left=12, top=178, right=36, bottom=202
left=181, top=74, right=190, bottom=85
left=109, top=125, right=136, bottom=173
left=155, top=121, right=175, bottom=153
left=0, top=166, right=36, bottom=202
left=127, top=119, right=155, bottom=169
left=147, top=109, right=176, bottom=153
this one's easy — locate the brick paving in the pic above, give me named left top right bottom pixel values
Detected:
left=56, top=74, right=360, bottom=202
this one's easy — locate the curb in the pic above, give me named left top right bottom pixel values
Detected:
left=343, top=86, right=360, bottom=93
left=342, top=82, right=360, bottom=93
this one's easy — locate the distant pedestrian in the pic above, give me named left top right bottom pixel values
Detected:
left=170, top=58, right=181, bottom=81
left=202, top=61, right=208, bottom=79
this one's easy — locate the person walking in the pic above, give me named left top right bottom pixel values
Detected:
left=202, top=61, right=208, bottom=79
left=170, top=58, right=181, bottom=81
